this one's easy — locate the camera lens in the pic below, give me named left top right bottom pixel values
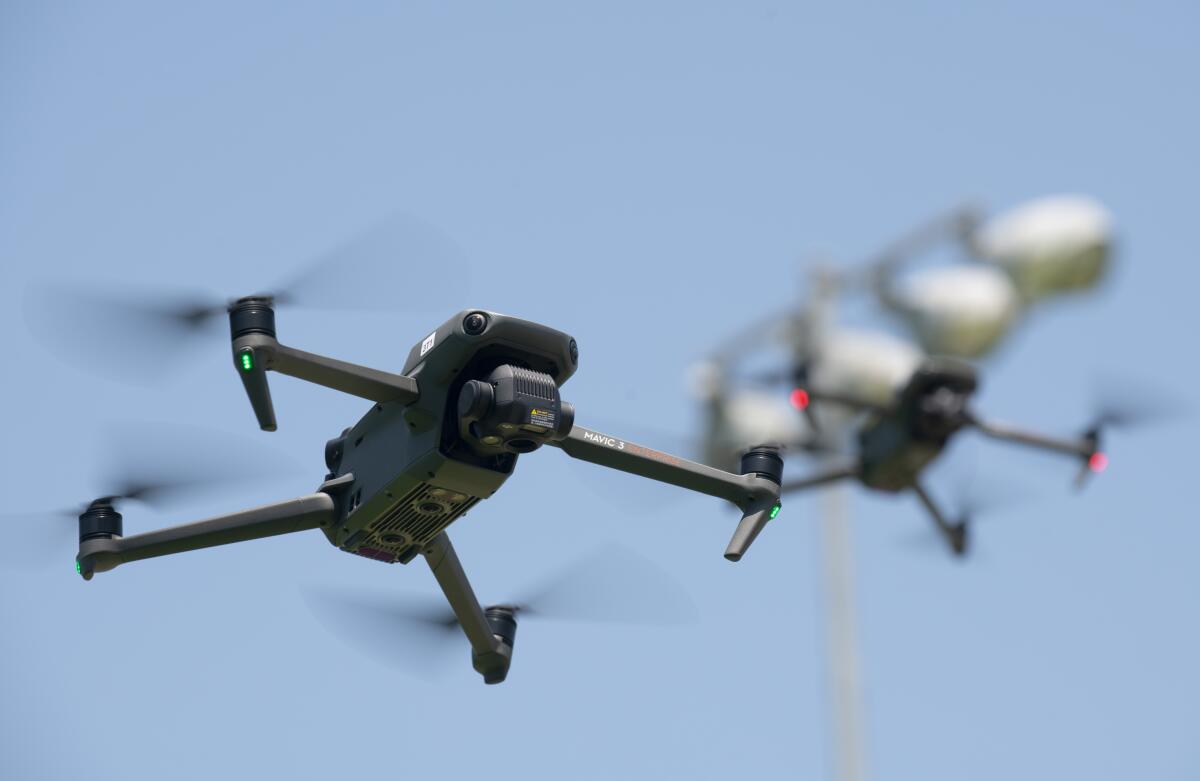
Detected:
left=463, top=312, right=488, bottom=335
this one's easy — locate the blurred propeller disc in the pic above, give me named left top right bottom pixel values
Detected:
left=1088, top=374, right=1187, bottom=432
left=1073, top=375, right=1186, bottom=488
left=24, top=212, right=471, bottom=382
left=301, top=589, right=467, bottom=678
left=506, top=543, right=698, bottom=625
left=0, top=421, right=302, bottom=571
left=302, top=543, right=697, bottom=678
left=899, top=467, right=1037, bottom=559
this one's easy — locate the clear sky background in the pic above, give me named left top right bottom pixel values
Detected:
left=2, top=2, right=1198, bottom=779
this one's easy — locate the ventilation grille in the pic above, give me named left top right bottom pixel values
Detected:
left=512, top=367, right=556, bottom=400
left=342, top=482, right=479, bottom=564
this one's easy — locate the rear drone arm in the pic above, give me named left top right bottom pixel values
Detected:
left=229, top=298, right=420, bottom=431
left=422, top=533, right=513, bottom=684
left=799, top=387, right=893, bottom=415
left=911, top=481, right=969, bottom=556
left=778, top=461, right=861, bottom=495
left=966, top=415, right=1095, bottom=459
left=76, top=492, right=338, bottom=579
left=787, top=386, right=894, bottom=433
left=547, top=425, right=782, bottom=561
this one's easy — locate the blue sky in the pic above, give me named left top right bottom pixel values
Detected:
left=2, top=3, right=1197, bottom=779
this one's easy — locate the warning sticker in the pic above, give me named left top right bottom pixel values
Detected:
left=529, top=408, right=557, bottom=429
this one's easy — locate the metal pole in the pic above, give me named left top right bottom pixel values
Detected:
left=820, top=479, right=868, bottom=781
left=809, top=264, right=868, bottom=781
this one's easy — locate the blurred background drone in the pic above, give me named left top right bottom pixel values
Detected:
left=695, top=194, right=1122, bottom=494
left=682, top=192, right=1153, bottom=781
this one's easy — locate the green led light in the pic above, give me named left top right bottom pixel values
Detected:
left=768, top=502, right=781, bottom=520
left=239, top=350, right=254, bottom=372
left=75, top=560, right=81, bottom=575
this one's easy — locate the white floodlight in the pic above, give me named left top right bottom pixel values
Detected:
left=972, top=194, right=1113, bottom=302
left=892, top=265, right=1021, bottom=358
left=809, top=328, right=925, bottom=405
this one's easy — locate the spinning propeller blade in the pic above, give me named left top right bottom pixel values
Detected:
left=904, top=472, right=1036, bottom=559
left=0, top=422, right=299, bottom=570
left=1073, top=378, right=1185, bottom=489
left=302, top=544, right=697, bottom=678
left=24, top=213, right=470, bottom=381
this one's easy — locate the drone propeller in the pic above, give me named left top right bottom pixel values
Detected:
left=740, top=362, right=831, bottom=439
left=939, top=477, right=1025, bottom=555
left=905, top=469, right=1037, bottom=559
left=303, top=543, right=697, bottom=678
left=708, top=309, right=807, bottom=367
left=1073, top=380, right=1184, bottom=489
left=0, top=422, right=299, bottom=571
left=1073, top=424, right=1106, bottom=489
left=24, top=213, right=470, bottom=381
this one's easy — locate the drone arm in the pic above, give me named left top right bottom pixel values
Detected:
left=422, top=533, right=511, bottom=684
left=802, top=387, right=892, bottom=415
left=270, top=342, right=421, bottom=403
left=235, top=334, right=420, bottom=404
left=423, top=533, right=500, bottom=653
left=547, top=424, right=782, bottom=561
left=549, top=425, right=775, bottom=507
left=967, top=415, right=1093, bottom=459
left=779, top=462, right=860, bottom=495
left=76, top=492, right=337, bottom=579
left=911, top=481, right=968, bottom=556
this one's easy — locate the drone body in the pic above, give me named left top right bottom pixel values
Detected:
left=311, top=309, right=577, bottom=565
left=783, top=357, right=1106, bottom=555
left=76, top=301, right=784, bottom=684
left=854, top=359, right=978, bottom=493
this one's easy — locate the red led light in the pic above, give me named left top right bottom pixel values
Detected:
left=1088, top=452, right=1109, bottom=473
left=789, top=388, right=810, bottom=410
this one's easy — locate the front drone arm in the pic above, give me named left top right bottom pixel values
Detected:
left=76, top=492, right=337, bottom=580
left=228, top=297, right=420, bottom=431
left=237, top=334, right=420, bottom=401
left=547, top=425, right=783, bottom=562
left=778, top=461, right=861, bottom=495
left=966, top=415, right=1095, bottom=459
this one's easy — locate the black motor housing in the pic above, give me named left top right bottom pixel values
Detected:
left=79, top=501, right=123, bottom=542
left=473, top=606, right=518, bottom=685
left=740, top=447, right=784, bottom=484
